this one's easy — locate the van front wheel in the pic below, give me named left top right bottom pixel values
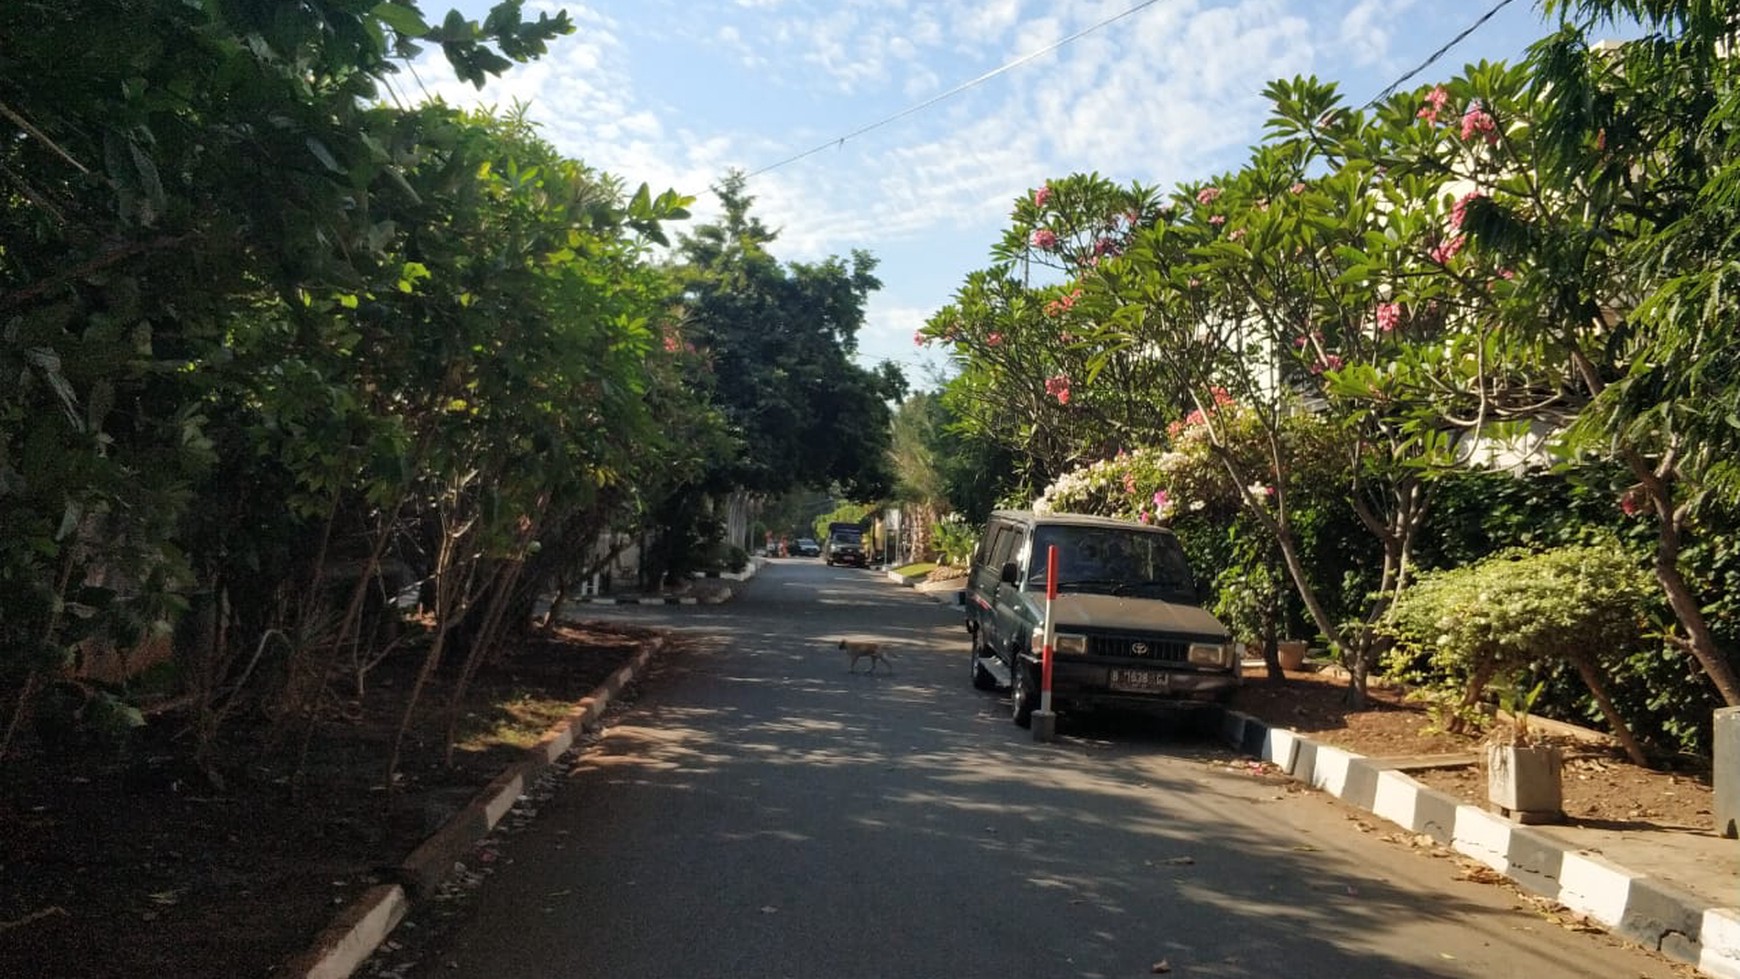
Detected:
left=1010, top=657, right=1035, bottom=728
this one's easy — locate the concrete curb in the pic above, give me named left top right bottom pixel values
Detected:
left=568, top=558, right=761, bottom=606
left=566, top=593, right=721, bottom=606
left=283, top=639, right=664, bottom=979
left=1221, top=709, right=1740, bottom=977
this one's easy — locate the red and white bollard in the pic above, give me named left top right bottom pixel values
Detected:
left=1033, top=544, right=1059, bottom=741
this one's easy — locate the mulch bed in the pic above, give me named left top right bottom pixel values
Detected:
left=1230, top=666, right=1715, bottom=829
left=0, top=621, right=657, bottom=979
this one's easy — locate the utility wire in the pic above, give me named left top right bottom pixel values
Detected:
left=745, top=0, right=1167, bottom=179
left=1361, top=0, right=1517, bottom=109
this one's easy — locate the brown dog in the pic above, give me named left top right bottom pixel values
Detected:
left=839, top=639, right=895, bottom=674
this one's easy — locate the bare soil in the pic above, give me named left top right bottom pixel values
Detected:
left=0, top=627, right=1712, bottom=979
left=0, top=621, right=660, bottom=979
left=1230, top=665, right=1715, bottom=829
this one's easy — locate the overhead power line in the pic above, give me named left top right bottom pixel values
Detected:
left=745, top=0, right=1167, bottom=179
left=1361, top=0, right=1517, bottom=109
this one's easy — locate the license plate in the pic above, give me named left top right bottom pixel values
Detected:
left=1108, top=668, right=1170, bottom=693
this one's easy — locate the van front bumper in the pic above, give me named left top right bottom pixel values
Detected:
left=1036, top=659, right=1239, bottom=710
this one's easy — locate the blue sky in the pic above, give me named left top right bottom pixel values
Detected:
left=415, top=1, right=1589, bottom=387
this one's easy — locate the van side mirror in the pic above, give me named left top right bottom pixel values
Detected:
left=1000, top=561, right=1019, bottom=585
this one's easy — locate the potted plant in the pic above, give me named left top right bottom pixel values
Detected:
left=1275, top=639, right=1308, bottom=672
left=1484, top=679, right=1563, bottom=824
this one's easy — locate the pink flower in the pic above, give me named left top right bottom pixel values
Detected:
left=1310, top=353, right=1344, bottom=375
left=1449, top=191, right=1484, bottom=232
left=1460, top=102, right=1499, bottom=144
left=1429, top=235, right=1466, bottom=264
left=986, top=332, right=1003, bottom=346
left=912, top=330, right=926, bottom=347
left=1045, top=373, right=1072, bottom=404
left=1290, top=182, right=1307, bottom=195
left=1228, top=228, right=1246, bottom=242
left=1031, top=228, right=1058, bottom=250
left=1093, top=236, right=1120, bottom=257
left=665, top=333, right=682, bottom=353
left=1153, top=489, right=1171, bottom=511
left=1044, top=300, right=1063, bottom=318
left=1210, top=387, right=1234, bottom=406
left=1417, top=85, right=1449, bottom=124
left=1034, top=184, right=1053, bottom=208
left=1375, top=302, right=1401, bottom=333
left=1138, top=510, right=1151, bottom=525
left=1196, top=186, right=1222, bottom=205
left=1620, top=493, right=1640, bottom=517
left=1122, top=471, right=1137, bottom=494
left=1209, top=214, right=1226, bottom=227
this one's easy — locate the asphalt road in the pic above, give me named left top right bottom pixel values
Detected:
left=398, top=559, right=1678, bottom=979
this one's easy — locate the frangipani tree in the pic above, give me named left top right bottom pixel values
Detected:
left=923, top=174, right=1169, bottom=493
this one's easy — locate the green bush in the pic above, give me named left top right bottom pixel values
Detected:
left=1380, top=540, right=1654, bottom=733
left=931, top=513, right=977, bottom=567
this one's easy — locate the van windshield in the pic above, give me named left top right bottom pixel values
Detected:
left=1026, top=525, right=1196, bottom=601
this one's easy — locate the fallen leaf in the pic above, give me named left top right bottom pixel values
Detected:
left=760, top=905, right=779, bottom=914
left=1151, top=960, right=1172, bottom=973
left=1159, top=856, right=1195, bottom=865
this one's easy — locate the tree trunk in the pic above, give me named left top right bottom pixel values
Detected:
left=1567, top=650, right=1651, bottom=767
left=1629, top=456, right=1740, bottom=706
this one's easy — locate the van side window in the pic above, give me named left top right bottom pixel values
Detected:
left=971, top=523, right=997, bottom=568
left=987, top=525, right=1020, bottom=573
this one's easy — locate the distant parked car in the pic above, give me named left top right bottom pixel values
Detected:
left=793, top=537, right=821, bottom=557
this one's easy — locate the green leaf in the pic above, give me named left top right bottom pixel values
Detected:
left=305, top=136, right=342, bottom=174
left=371, top=2, right=430, bottom=37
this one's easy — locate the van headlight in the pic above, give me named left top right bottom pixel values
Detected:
left=1032, top=628, right=1087, bottom=655
left=1189, top=642, right=1232, bottom=668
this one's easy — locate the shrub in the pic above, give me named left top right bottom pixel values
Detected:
left=1380, top=539, right=1654, bottom=737
left=931, top=513, right=977, bottom=567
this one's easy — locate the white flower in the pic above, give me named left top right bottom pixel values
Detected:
left=1189, top=500, right=1206, bottom=512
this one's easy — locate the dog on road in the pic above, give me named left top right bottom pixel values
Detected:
left=839, top=639, right=895, bottom=674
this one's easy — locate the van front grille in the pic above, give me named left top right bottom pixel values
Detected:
left=1085, top=634, right=1189, bottom=662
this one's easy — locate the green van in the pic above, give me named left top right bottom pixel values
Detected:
left=964, top=510, right=1238, bottom=727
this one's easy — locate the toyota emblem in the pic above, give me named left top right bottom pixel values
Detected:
left=1130, top=642, right=1149, bottom=656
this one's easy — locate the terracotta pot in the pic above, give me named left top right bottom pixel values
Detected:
left=1275, top=640, right=1308, bottom=672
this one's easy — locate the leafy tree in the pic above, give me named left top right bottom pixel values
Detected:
left=0, top=0, right=572, bottom=756
left=652, top=170, right=901, bottom=584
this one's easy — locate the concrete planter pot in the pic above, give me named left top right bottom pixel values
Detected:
left=1275, top=640, right=1308, bottom=672
left=1485, top=743, right=1563, bottom=824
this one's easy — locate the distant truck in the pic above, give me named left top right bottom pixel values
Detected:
left=823, top=521, right=868, bottom=568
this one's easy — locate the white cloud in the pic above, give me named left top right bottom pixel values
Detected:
left=1339, top=0, right=1415, bottom=68
left=404, top=0, right=1548, bottom=371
